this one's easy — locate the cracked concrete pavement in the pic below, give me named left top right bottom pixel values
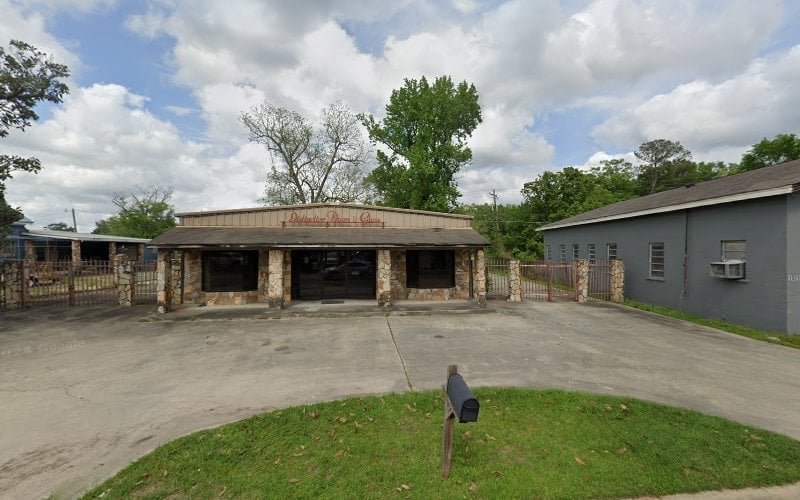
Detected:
left=1, top=301, right=799, bottom=499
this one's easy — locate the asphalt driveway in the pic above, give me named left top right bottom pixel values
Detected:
left=1, top=301, right=799, bottom=499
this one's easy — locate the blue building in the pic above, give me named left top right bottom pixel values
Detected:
left=539, top=160, right=800, bottom=334
left=2, top=216, right=154, bottom=262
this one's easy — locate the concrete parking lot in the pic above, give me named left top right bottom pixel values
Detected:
left=1, top=301, right=799, bottom=498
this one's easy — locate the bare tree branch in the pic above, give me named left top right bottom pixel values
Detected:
left=241, top=101, right=373, bottom=205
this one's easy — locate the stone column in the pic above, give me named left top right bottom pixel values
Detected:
left=377, top=249, right=392, bottom=307
left=71, top=240, right=81, bottom=268
left=508, top=260, right=522, bottom=302
left=115, top=254, right=133, bottom=306
left=2, top=261, right=22, bottom=309
left=475, top=249, right=487, bottom=305
left=157, top=249, right=173, bottom=313
left=283, top=251, right=292, bottom=304
left=576, top=259, right=589, bottom=303
left=138, top=243, right=146, bottom=261
left=268, top=249, right=285, bottom=309
left=24, top=240, right=36, bottom=261
left=109, top=242, right=117, bottom=262
left=611, top=259, right=625, bottom=303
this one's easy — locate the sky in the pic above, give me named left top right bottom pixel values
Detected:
left=2, top=0, right=800, bottom=232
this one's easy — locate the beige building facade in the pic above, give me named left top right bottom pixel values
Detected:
left=149, top=204, right=489, bottom=312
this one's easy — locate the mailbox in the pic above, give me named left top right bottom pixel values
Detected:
left=446, top=373, right=479, bottom=422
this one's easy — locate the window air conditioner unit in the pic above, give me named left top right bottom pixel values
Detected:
left=709, top=260, right=745, bottom=279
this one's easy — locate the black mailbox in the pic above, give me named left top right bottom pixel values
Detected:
left=446, top=373, right=479, bottom=422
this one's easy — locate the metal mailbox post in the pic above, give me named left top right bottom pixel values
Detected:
left=441, top=365, right=480, bottom=478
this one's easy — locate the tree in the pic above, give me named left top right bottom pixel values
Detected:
left=740, top=133, right=800, bottom=172
left=695, top=161, right=737, bottom=182
left=360, top=75, right=482, bottom=212
left=93, top=186, right=176, bottom=239
left=45, top=222, right=74, bottom=232
left=241, top=101, right=372, bottom=205
left=634, top=139, right=692, bottom=194
left=0, top=39, right=70, bottom=230
left=459, top=203, right=541, bottom=260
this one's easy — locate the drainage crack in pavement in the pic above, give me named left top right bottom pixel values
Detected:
left=385, top=316, right=413, bottom=391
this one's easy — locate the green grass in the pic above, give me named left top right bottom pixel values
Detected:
left=624, top=300, right=800, bottom=350
left=83, top=389, right=800, bottom=499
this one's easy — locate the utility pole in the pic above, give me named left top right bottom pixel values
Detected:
left=71, top=208, right=77, bottom=232
left=489, top=190, right=499, bottom=231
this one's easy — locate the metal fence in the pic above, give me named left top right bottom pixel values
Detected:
left=1, top=259, right=159, bottom=310
left=520, top=261, right=577, bottom=302
left=486, top=259, right=613, bottom=303
left=588, top=262, right=612, bottom=301
left=0, top=262, right=9, bottom=309
left=133, top=260, right=157, bottom=304
left=27, top=260, right=117, bottom=307
left=485, top=257, right=510, bottom=299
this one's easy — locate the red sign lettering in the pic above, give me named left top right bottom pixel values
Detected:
left=284, top=210, right=382, bottom=227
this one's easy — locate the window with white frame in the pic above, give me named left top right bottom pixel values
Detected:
left=572, top=243, right=579, bottom=260
left=721, top=240, right=746, bottom=261
left=559, top=244, right=566, bottom=263
left=607, top=243, right=618, bottom=260
left=587, top=243, right=596, bottom=263
left=648, top=242, right=665, bottom=279
left=545, top=245, right=551, bottom=261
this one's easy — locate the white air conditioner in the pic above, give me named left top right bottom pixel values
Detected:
left=709, top=260, right=745, bottom=279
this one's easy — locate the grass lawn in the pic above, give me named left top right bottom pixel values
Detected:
left=83, top=388, right=800, bottom=499
left=624, top=300, right=800, bottom=350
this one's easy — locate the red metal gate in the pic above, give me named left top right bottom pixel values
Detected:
left=27, top=260, right=117, bottom=307
left=588, top=262, right=612, bottom=301
left=133, top=260, right=157, bottom=304
left=520, top=261, right=577, bottom=302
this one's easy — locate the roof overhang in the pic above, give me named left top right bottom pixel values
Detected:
left=538, top=185, right=794, bottom=231
left=149, top=227, right=489, bottom=249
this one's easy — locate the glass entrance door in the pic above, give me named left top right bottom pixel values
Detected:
left=292, top=250, right=376, bottom=300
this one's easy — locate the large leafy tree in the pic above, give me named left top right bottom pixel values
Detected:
left=360, top=76, right=482, bottom=213
left=634, top=139, right=692, bottom=194
left=93, top=186, right=176, bottom=239
left=739, top=133, right=800, bottom=172
left=1, top=39, right=70, bottom=229
left=241, top=101, right=372, bottom=205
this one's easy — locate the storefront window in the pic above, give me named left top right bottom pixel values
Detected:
left=202, top=251, right=258, bottom=292
left=406, top=250, right=455, bottom=288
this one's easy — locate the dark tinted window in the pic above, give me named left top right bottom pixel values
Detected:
left=202, top=251, right=259, bottom=292
left=407, top=250, right=455, bottom=288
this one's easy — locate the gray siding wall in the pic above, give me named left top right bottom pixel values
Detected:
left=786, top=193, right=800, bottom=333
left=542, top=212, right=687, bottom=309
left=542, top=196, right=791, bottom=332
left=684, top=198, right=786, bottom=332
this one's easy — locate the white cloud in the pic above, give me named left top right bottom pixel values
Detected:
left=453, top=0, right=477, bottom=14
left=592, top=45, right=800, bottom=151
left=0, top=0, right=82, bottom=72
left=3, top=0, right=800, bottom=226
left=4, top=84, right=209, bottom=230
left=546, top=0, right=782, bottom=83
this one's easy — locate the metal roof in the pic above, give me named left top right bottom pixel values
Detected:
left=149, top=227, right=488, bottom=248
left=176, top=202, right=474, bottom=221
left=23, top=229, right=151, bottom=243
left=538, top=159, right=800, bottom=231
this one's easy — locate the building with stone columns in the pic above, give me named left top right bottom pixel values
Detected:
left=148, top=204, right=489, bottom=311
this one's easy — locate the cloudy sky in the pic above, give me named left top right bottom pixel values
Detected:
left=2, top=0, right=799, bottom=231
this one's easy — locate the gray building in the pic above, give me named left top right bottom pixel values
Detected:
left=539, top=159, right=800, bottom=334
